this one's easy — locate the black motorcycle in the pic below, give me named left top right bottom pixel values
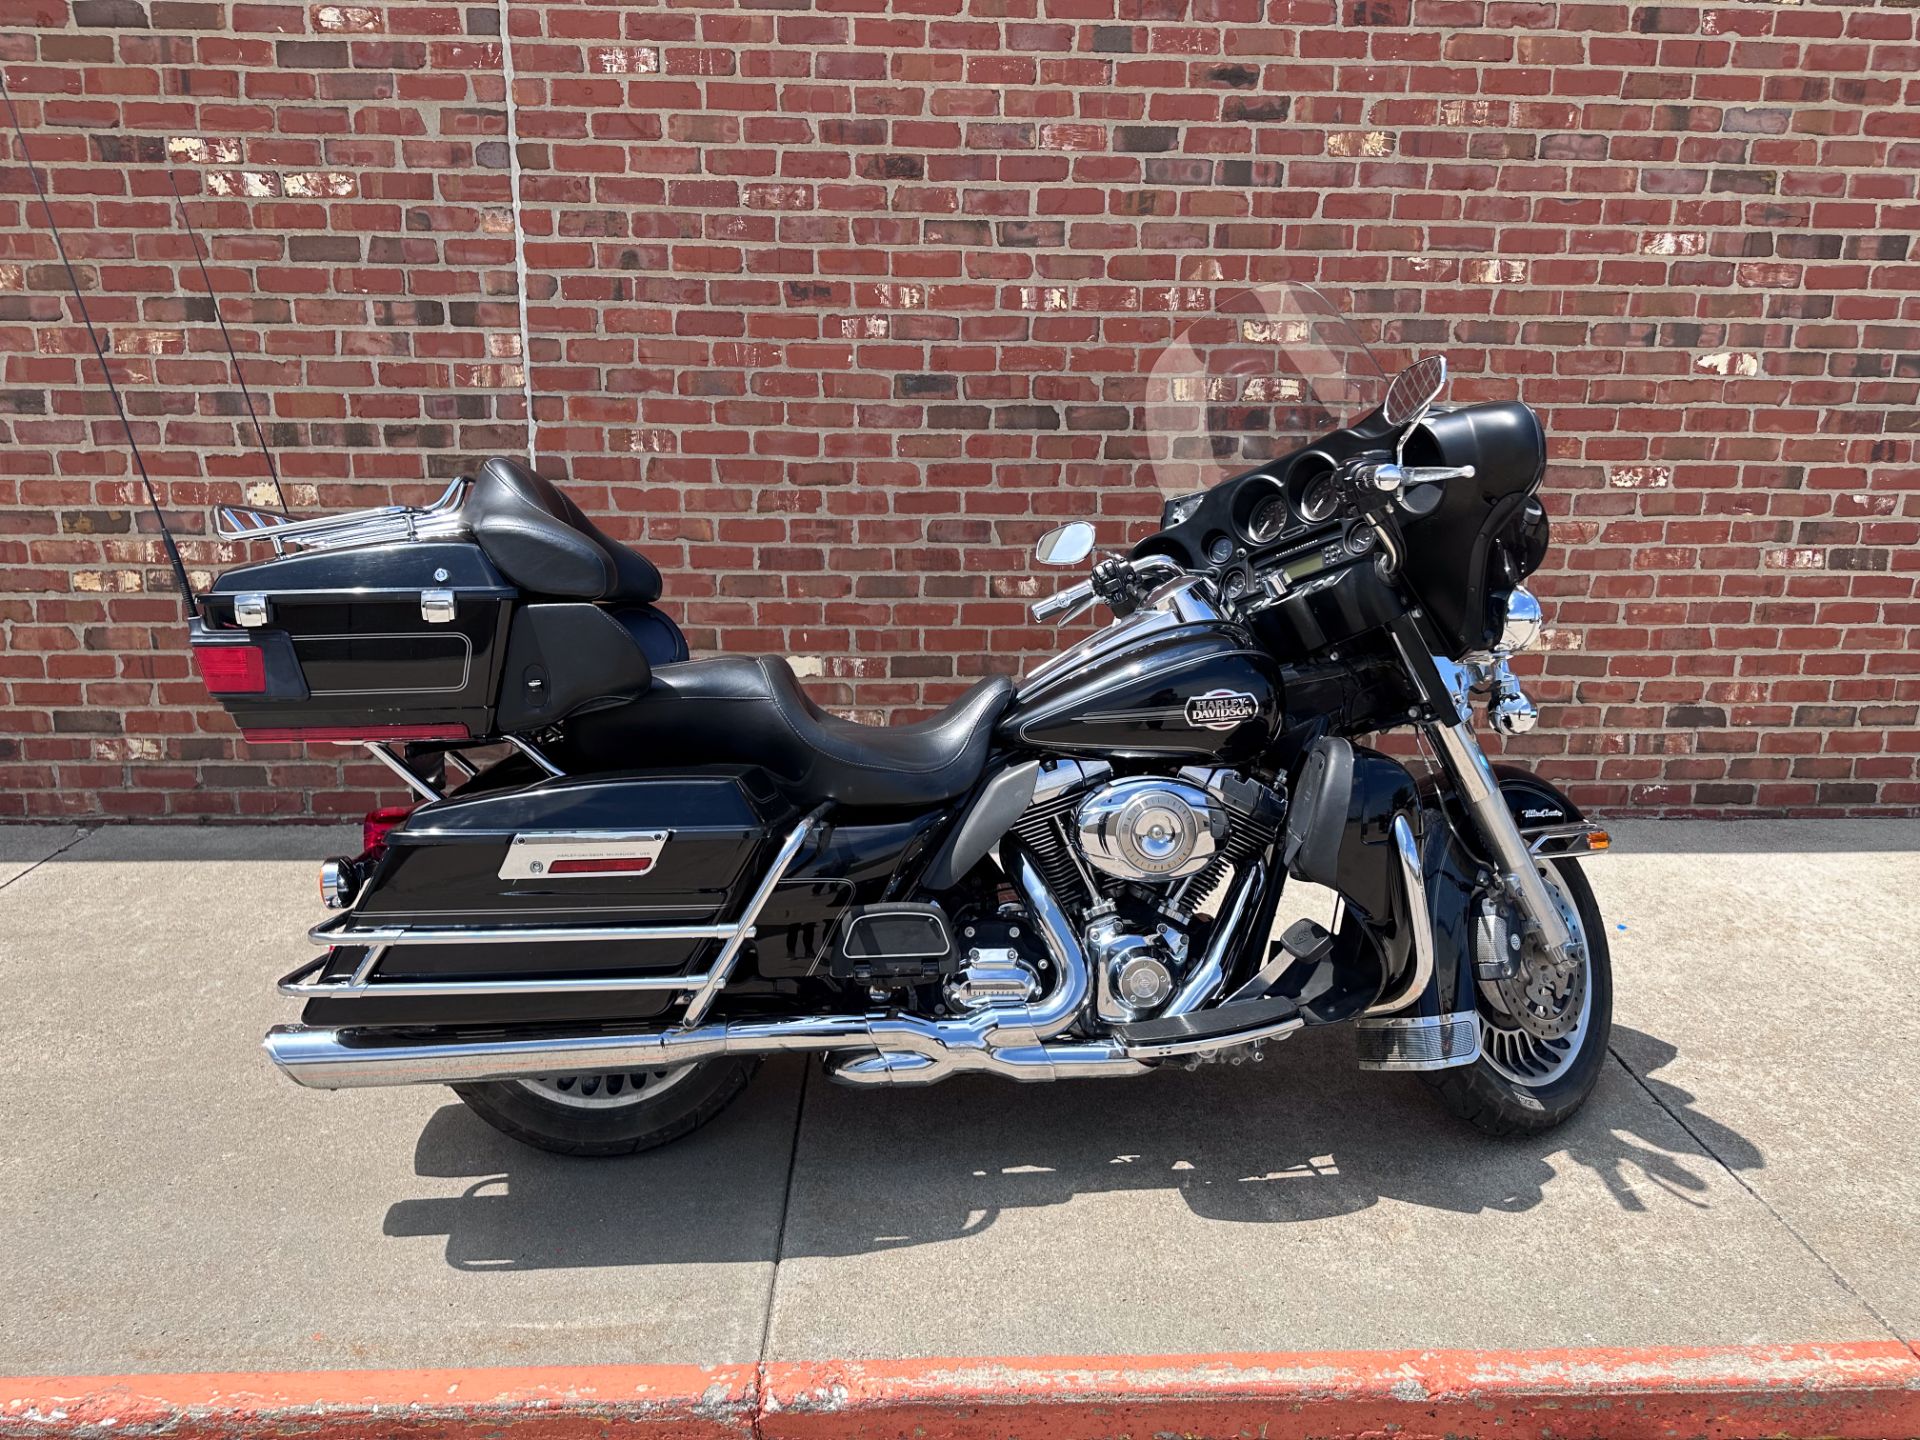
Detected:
left=187, top=285, right=1612, bottom=1156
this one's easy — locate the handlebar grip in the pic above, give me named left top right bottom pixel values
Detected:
left=1032, top=579, right=1095, bottom=622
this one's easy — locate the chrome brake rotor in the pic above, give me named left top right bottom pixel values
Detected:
left=1477, top=864, right=1592, bottom=1086
left=1485, top=923, right=1586, bottom=1042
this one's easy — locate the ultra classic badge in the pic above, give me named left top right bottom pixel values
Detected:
left=1184, top=688, right=1259, bottom=731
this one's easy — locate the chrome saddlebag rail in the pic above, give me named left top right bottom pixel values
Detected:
left=284, top=804, right=828, bottom=1004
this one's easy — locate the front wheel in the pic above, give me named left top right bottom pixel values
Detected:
left=453, top=1057, right=760, bottom=1157
left=1426, top=856, right=1612, bottom=1135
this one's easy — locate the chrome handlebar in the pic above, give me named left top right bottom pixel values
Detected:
left=1031, top=578, right=1098, bottom=623
left=1027, top=460, right=1474, bottom=625
left=1361, top=461, right=1476, bottom=493
left=1029, top=553, right=1203, bottom=625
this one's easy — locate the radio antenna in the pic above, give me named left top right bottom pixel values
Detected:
left=0, top=69, right=198, bottom=616
left=163, top=166, right=288, bottom=515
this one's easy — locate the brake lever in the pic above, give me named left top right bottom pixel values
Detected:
left=1401, top=463, right=1475, bottom=485
left=1358, top=461, right=1475, bottom=493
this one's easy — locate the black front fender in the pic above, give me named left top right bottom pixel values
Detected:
left=1417, top=764, right=1586, bottom=869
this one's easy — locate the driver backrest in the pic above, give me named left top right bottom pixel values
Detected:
left=467, top=457, right=663, bottom=604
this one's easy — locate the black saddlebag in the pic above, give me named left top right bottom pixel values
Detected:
left=300, top=767, right=796, bottom=1029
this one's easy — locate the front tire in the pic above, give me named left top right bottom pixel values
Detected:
left=1427, top=857, right=1612, bottom=1136
left=453, top=1058, right=760, bottom=1157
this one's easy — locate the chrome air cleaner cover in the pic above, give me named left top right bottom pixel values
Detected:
left=1075, top=776, right=1222, bottom=882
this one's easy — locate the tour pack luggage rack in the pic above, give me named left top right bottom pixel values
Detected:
left=215, top=477, right=470, bottom=557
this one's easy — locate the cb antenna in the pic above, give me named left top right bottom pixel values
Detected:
left=163, top=166, right=289, bottom=515
left=0, top=68, right=198, bottom=617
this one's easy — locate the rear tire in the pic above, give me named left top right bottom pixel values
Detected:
left=1426, top=857, right=1612, bottom=1136
left=453, top=1058, right=760, bottom=1157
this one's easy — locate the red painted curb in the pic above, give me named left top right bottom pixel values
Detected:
left=761, top=1343, right=1920, bottom=1440
left=4, top=1344, right=1918, bottom=1440
left=0, top=1364, right=759, bottom=1440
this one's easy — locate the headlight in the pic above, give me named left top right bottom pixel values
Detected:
left=1497, top=586, right=1543, bottom=652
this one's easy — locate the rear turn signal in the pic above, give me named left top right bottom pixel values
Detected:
left=1587, top=829, right=1611, bottom=852
left=319, top=856, right=361, bottom=909
left=191, top=643, right=266, bottom=694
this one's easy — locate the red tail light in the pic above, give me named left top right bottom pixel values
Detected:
left=549, top=856, right=655, bottom=876
left=362, top=804, right=415, bottom=859
left=192, top=643, right=266, bottom=694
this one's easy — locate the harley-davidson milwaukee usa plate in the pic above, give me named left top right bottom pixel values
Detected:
left=1185, top=689, right=1259, bottom=730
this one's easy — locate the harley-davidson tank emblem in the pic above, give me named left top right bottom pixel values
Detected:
left=1184, top=689, right=1259, bottom=731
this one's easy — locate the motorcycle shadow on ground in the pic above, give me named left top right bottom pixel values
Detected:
left=383, top=1024, right=1760, bottom=1272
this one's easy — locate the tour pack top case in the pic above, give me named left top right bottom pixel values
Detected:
left=190, top=459, right=689, bottom=744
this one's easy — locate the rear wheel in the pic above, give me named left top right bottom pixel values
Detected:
left=1426, top=857, right=1612, bottom=1135
left=453, top=1057, right=760, bottom=1157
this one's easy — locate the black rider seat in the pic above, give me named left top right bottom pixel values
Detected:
left=467, top=456, right=663, bottom=604
left=585, top=655, right=1015, bottom=809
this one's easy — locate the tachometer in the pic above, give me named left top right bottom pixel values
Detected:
left=1296, top=471, right=1340, bottom=524
left=1246, top=495, right=1290, bottom=544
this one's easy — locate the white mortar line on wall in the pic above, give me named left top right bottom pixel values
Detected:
left=496, top=0, right=538, bottom=463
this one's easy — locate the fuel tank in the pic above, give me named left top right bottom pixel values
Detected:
left=1002, top=615, right=1281, bottom=763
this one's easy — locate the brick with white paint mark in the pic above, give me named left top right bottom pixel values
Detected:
left=168, top=137, right=242, bottom=164
left=1466, top=259, right=1527, bottom=285
left=591, top=46, right=659, bottom=74
left=1697, top=352, right=1760, bottom=376
left=1609, top=465, right=1672, bottom=489
left=311, top=5, right=379, bottom=32
left=1641, top=231, right=1706, bottom=256
left=282, top=172, right=357, bottom=198
left=1016, top=286, right=1071, bottom=311
left=1765, top=548, right=1825, bottom=569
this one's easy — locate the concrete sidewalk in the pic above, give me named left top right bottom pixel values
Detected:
left=0, top=821, right=1916, bottom=1379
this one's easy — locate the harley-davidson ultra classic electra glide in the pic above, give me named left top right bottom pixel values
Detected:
left=179, top=284, right=1614, bottom=1155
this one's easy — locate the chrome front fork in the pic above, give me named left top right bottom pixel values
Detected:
left=1422, top=659, right=1580, bottom=965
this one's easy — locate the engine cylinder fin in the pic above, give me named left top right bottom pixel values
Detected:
left=1173, top=768, right=1286, bottom=901
left=1009, top=801, right=1093, bottom=914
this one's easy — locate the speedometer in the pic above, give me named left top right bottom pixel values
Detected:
left=1246, top=495, right=1290, bottom=544
left=1296, top=472, right=1340, bottom=524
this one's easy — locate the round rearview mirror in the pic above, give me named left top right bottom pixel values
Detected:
left=1034, top=521, right=1096, bottom=568
left=1382, top=355, right=1448, bottom=427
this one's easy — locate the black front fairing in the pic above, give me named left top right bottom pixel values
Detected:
left=1398, top=400, right=1549, bottom=655
left=1133, top=399, right=1549, bottom=662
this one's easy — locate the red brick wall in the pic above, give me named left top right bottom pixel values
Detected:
left=2, top=0, right=1917, bottom=821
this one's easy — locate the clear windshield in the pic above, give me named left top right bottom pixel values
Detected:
left=1144, top=282, right=1386, bottom=500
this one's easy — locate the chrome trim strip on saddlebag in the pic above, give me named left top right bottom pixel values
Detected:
left=497, top=829, right=668, bottom=880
